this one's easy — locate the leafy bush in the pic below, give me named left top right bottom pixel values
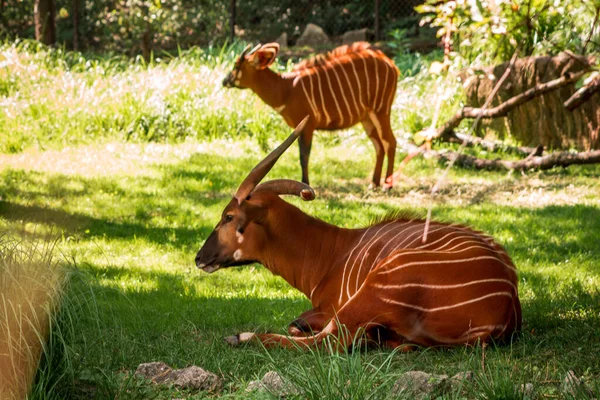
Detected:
left=416, top=0, right=600, bottom=63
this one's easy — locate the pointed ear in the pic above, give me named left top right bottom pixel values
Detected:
left=250, top=43, right=279, bottom=70
left=236, top=201, right=267, bottom=234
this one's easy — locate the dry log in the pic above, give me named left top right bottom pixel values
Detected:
left=439, top=149, right=600, bottom=171
left=438, top=69, right=590, bottom=140
left=463, top=53, right=599, bottom=150
left=564, top=75, right=600, bottom=111
left=446, top=132, right=542, bottom=156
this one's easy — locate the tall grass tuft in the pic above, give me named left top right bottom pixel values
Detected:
left=260, top=327, right=403, bottom=400
left=0, top=227, right=89, bottom=399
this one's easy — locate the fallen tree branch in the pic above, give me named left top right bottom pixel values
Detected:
left=446, top=132, right=543, bottom=156
left=564, top=74, right=600, bottom=111
left=439, top=149, right=600, bottom=171
left=437, top=69, right=590, bottom=139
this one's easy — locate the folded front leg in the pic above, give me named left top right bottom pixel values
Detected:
left=288, top=308, right=330, bottom=337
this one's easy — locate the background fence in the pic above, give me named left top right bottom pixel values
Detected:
left=2, top=0, right=427, bottom=54
left=230, top=0, right=423, bottom=45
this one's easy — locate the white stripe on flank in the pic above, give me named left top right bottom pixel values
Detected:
left=389, top=223, right=441, bottom=251
left=332, top=58, right=361, bottom=119
left=385, top=67, right=397, bottom=112
left=366, top=51, right=380, bottom=109
left=293, top=73, right=301, bottom=86
left=395, top=223, right=464, bottom=249
left=322, top=64, right=344, bottom=126
left=306, top=71, right=322, bottom=123
left=299, top=75, right=320, bottom=122
left=465, top=324, right=506, bottom=334
left=345, top=221, right=397, bottom=300
left=379, top=61, right=390, bottom=112
left=339, top=225, right=374, bottom=304
left=360, top=55, right=370, bottom=108
left=313, top=66, right=332, bottom=125
left=371, top=220, right=415, bottom=262
left=378, top=255, right=517, bottom=275
left=380, top=291, right=513, bottom=312
left=353, top=222, right=406, bottom=294
left=309, top=284, right=319, bottom=300
left=372, top=278, right=517, bottom=292
left=367, top=110, right=383, bottom=145
left=416, top=231, right=472, bottom=250
left=348, top=56, right=366, bottom=110
left=328, top=61, right=353, bottom=126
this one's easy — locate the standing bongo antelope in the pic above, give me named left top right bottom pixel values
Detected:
left=195, top=118, right=522, bottom=350
left=222, top=42, right=399, bottom=189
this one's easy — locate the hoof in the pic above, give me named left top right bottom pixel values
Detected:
left=224, top=332, right=255, bottom=346
left=367, top=183, right=380, bottom=191
left=382, top=184, right=393, bottom=192
left=224, top=335, right=240, bottom=346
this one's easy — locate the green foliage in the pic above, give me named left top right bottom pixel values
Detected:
left=416, top=0, right=600, bottom=63
left=1, top=133, right=600, bottom=398
left=1, top=39, right=600, bottom=399
left=0, top=40, right=293, bottom=153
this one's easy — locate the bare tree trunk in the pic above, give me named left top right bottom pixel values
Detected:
left=34, top=0, right=56, bottom=45
left=72, top=0, right=80, bottom=50
left=141, top=22, right=152, bottom=62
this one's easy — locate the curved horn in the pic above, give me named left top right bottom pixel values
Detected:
left=252, top=179, right=315, bottom=201
left=238, top=44, right=253, bottom=60
left=234, top=116, right=310, bottom=204
left=247, top=43, right=262, bottom=57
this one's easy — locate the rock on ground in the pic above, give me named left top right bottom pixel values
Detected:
left=392, top=370, right=475, bottom=398
left=275, top=32, right=288, bottom=50
left=135, top=361, right=222, bottom=393
left=392, top=371, right=450, bottom=398
left=246, top=371, right=298, bottom=396
left=342, top=28, right=368, bottom=45
left=563, top=370, right=595, bottom=398
left=296, top=23, right=330, bottom=47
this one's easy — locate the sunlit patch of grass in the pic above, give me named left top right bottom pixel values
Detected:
left=1, top=39, right=600, bottom=398
left=0, top=40, right=294, bottom=154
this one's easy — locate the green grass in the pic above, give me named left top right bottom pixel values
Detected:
left=1, top=43, right=599, bottom=399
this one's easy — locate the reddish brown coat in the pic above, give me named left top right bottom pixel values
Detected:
left=195, top=122, right=522, bottom=350
left=223, top=42, right=399, bottom=189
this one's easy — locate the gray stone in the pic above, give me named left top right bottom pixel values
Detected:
left=173, top=366, right=222, bottom=392
left=518, top=383, right=534, bottom=396
left=134, top=362, right=222, bottom=393
left=449, top=371, right=474, bottom=389
left=563, top=370, right=594, bottom=398
left=342, top=28, right=368, bottom=45
left=134, top=361, right=176, bottom=384
left=296, top=23, right=330, bottom=47
left=275, top=32, right=288, bottom=50
left=246, top=371, right=298, bottom=396
left=392, top=371, right=449, bottom=398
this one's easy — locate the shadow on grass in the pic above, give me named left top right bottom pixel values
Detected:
left=69, top=262, right=309, bottom=377
left=65, top=257, right=600, bottom=393
left=0, top=200, right=214, bottom=249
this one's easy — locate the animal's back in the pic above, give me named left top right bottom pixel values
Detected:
left=285, top=42, right=399, bottom=129
left=337, top=217, right=517, bottom=305
left=335, top=217, right=520, bottom=346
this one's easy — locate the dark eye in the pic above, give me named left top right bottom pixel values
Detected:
left=223, top=214, right=234, bottom=223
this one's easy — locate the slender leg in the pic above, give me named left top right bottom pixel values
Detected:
left=361, top=116, right=384, bottom=188
left=288, top=308, right=330, bottom=337
left=298, top=127, right=315, bottom=185
left=370, top=111, right=397, bottom=190
left=224, top=282, right=406, bottom=350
